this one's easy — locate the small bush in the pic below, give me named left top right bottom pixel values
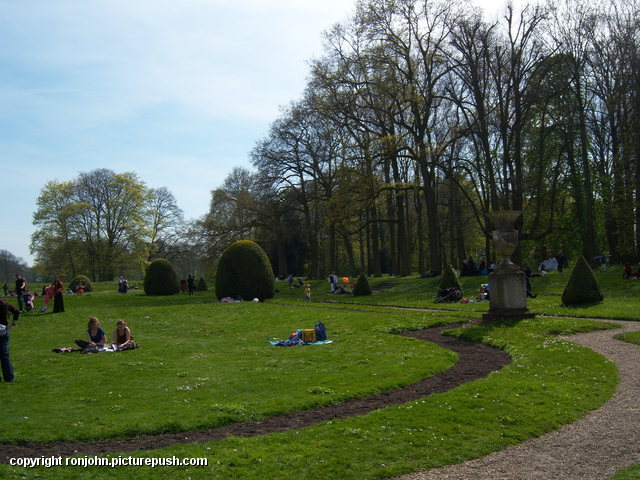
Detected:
left=215, top=240, right=275, bottom=301
left=352, top=272, right=372, bottom=296
left=144, top=258, right=180, bottom=296
left=561, top=255, right=604, bottom=306
left=69, top=275, right=93, bottom=292
left=197, top=277, right=208, bottom=291
left=438, top=264, right=463, bottom=297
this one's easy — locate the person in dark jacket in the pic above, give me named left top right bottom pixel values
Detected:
left=0, top=298, right=20, bottom=382
left=14, top=274, right=26, bottom=312
left=53, top=276, right=65, bottom=313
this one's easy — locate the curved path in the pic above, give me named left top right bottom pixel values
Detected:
left=1, top=323, right=510, bottom=461
left=397, top=319, right=640, bottom=480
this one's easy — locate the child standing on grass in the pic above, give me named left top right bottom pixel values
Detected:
left=304, top=284, right=312, bottom=302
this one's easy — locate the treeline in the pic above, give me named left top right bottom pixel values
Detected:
left=199, top=0, right=640, bottom=277
left=0, top=250, right=34, bottom=284
left=31, top=169, right=204, bottom=281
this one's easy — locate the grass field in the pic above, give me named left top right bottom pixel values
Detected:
left=0, top=265, right=635, bottom=479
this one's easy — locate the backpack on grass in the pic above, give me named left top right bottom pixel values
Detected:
left=315, top=321, right=326, bottom=341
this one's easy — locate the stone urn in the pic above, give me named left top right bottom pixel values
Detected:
left=483, top=210, right=535, bottom=321
left=489, top=210, right=522, bottom=273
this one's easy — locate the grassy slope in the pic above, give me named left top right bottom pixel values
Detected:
left=4, top=317, right=617, bottom=480
left=3, top=294, right=456, bottom=444
left=281, top=265, right=640, bottom=320
left=0, top=268, right=628, bottom=479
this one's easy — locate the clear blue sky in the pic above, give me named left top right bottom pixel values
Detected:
left=1, top=0, right=502, bottom=266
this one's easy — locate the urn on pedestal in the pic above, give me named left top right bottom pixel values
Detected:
left=482, top=210, right=535, bottom=321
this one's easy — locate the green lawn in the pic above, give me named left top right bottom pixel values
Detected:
left=613, top=465, right=640, bottom=480
left=3, top=294, right=456, bottom=444
left=279, top=266, right=640, bottom=321
left=0, top=268, right=628, bottom=479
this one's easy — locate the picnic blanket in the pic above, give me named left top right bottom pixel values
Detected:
left=268, top=339, right=333, bottom=347
left=52, top=345, right=136, bottom=354
left=268, top=327, right=332, bottom=347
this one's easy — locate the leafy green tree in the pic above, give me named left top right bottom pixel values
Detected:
left=31, top=170, right=185, bottom=282
left=145, top=186, right=185, bottom=261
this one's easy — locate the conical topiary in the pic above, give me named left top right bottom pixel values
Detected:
left=215, top=240, right=275, bottom=301
left=197, top=277, right=207, bottom=291
left=144, top=258, right=180, bottom=295
left=352, top=272, right=372, bottom=296
left=561, top=255, right=604, bottom=306
left=438, top=264, right=463, bottom=297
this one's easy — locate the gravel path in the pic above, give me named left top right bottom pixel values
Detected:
left=396, top=319, right=640, bottom=480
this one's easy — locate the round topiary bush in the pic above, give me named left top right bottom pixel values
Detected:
left=144, top=258, right=180, bottom=296
left=561, top=255, right=604, bottom=306
left=215, top=240, right=275, bottom=301
left=438, top=264, right=463, bottom=297
left=197, top=277, right=207, bottom=291
left=352, top=272, right=372, bottom=296
left=70, top=274, right=93, bottom=292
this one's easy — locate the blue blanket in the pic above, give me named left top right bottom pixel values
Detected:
left=268, top=339, right=333, bottom=347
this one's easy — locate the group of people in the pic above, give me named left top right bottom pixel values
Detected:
left=460, top=258, right=497, bottom=277
left=534, top=251, right=568, bottom=273
left=8, top=274, right=65, bottom=314
left=622, top=263, right=640, bottom=279
left=179, top=275, right=197, bottom=295
left=74, top=317, right=138, bottom=353
left=118, top=276, right=130, bottom=293
left=327, top=272, right=351, bottom=294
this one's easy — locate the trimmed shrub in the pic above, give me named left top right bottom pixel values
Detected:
left=438, top=264, right=463, bottom=297
left=561, top=255, right=604, bottom=306
left=352, top=272, right=372, bottom=296
left=69, top=275, right=93, bottom=292
left=144, top=258, right=180, bottom=296
left=197, top=277, right=208, bottom=291
left=215, top=240, right=275, bottom=301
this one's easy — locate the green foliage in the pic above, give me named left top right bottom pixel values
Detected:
left=215, top=240, right=275, bottom=301
left=197, top=277, right=208, bottom=291
left=438, top=264, right=463, bottom=296
left=561, top=255, right=604, bottom=306
left=144, top=258, right=180, bottom=295
left=352, top=272, right=372, bottom=296
left=69, top=274, right=93, bottom=292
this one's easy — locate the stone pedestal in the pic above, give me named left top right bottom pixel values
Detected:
left=482, top=271, right=535, bottom=322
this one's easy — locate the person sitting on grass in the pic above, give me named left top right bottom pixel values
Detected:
left=75, top=316, right=107, bottom=352
left=476, top=284, right=489, bottom=301
left=110, top=320, right=138, bottom=351
left=334, top=282, right=351, bottom=295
